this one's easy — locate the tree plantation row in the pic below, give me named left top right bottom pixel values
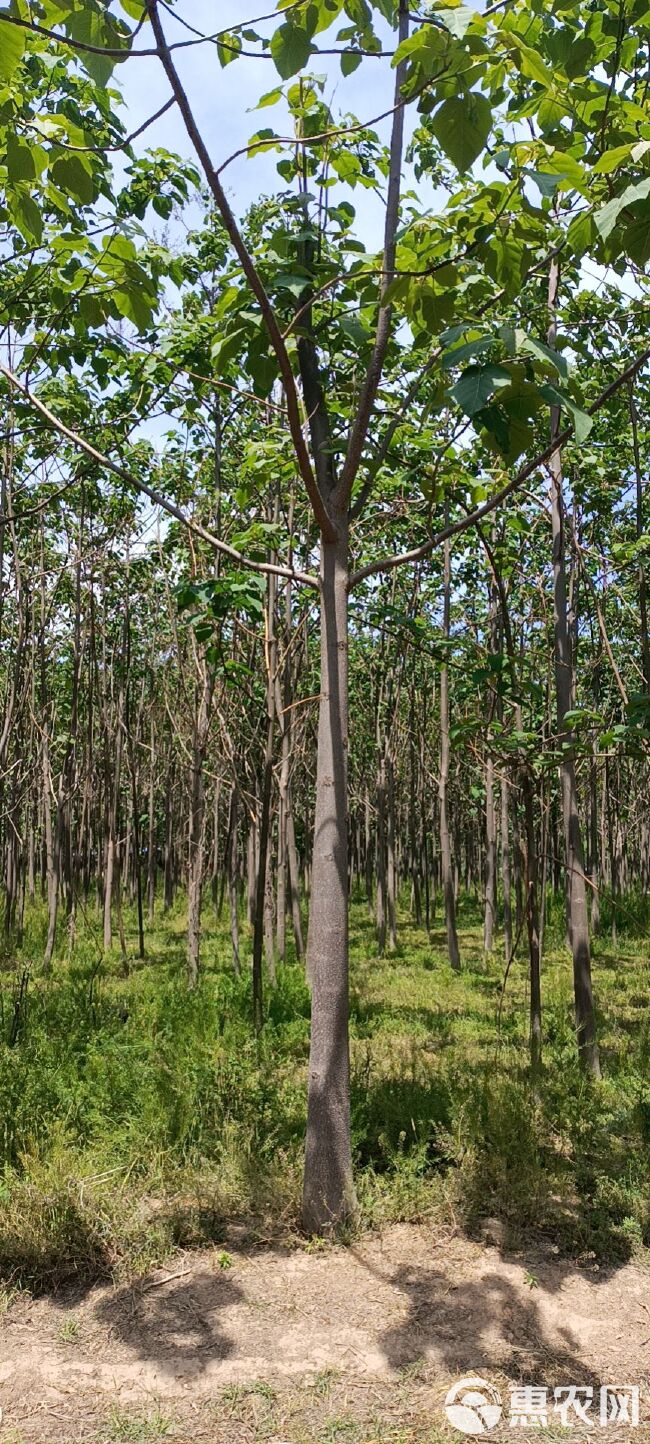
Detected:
left=1, top=0, right=650, bottom=1238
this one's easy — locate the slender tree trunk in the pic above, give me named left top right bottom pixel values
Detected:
left=387, top=753, right=397, bottom=951
left=501, top=774, right=512, bottom=963
left=147, top=715, right=156, bottom=923
left=187, top=667, right=214, bottom=988
left=629, top=381, right=650, bottom=692
left=42, top=732, right=58, bottom=970
left=521, top=767, right=542, bottom=1075
left=252, top=569, right=277, bottom=1029
left=548, top=258, right=600, bottom=1078
left=484, top=750, right=497, bottom=952
left=439, top=527, right=461, bottom=972
left=303, top=519, right=355, bottom=1232
left=228, top=785, right=240, bottom=976
left=375, top=756, right=387, bottom=954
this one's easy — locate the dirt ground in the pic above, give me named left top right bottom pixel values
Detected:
left=2, top=1222, right=649, bottom=1443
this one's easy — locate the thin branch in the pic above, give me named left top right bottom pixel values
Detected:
left=349, top=344, right=650, bottom=590
left=0, top=362, right=319, bottom=590
left=335, top=0, right=410, bottom=508
left=146, top=0, right=336, bottom=543
left=215, top=100, right=405, bottom=180
left=20, top=98, right=175, bottom=156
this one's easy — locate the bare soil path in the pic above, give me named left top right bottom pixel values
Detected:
left=2, top=1223, right=649, bottom=1443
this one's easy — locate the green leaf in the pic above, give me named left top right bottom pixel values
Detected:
left=10, top=187, right=43, bottom=244
left=6, top=137, right=37, bottom=183
left=442, top=335, right=492, bottom=370
left=595, top=176, right=650, bottom=240
left=450, top=363, right=511, bottom=416
left=537, top=93, right=568, bottom=131
left=528, top=170, right=561, bottom=198
left=435, top=6, right=474, bottom=38
left=539, top=384, right=592, bottom=442
left=429, top=93, right=492, bottom=173
left=119, top=0, right=144, bottom=17
left=566, top=209, right=594, bottom=258
left=514, top=330, right=568, bottom=379
left=218, top=32, right=242, bottom=66
left=341, top=48, right=362, bottom=74
left=0, top=13, right=25, bottom=81
left=51, top=153, right=95, bottom=205
left=113, top=287, right=154, bottom=331
left=536, top=150, right=587, bottom=193
left=563, top=37, right=594, bottom=79
left=510, top=40, right=553, bottom=88
left=271, top=21, right=312, bottom=79
left=253, top=86, right=283, bottom=109
left=592, top=144, right=635, bottom=175
left=622, top=202, right=650, bottom=267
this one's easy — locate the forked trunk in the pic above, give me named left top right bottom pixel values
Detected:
left=303, top=519, right=355, bottom=1233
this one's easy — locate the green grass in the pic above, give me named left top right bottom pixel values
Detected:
left=0, top=888, right=649, bottom=1287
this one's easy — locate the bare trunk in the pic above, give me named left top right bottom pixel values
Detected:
left=303, top=520, right=355, bottom=1232
left=484, top=751, right=497, bottom=952
left=548, top=258, right=600, bottom=1079
left=42, top=733, right=58, bottom=970
left=187, top=668, right=214, bottom=989
left=500, top=775, right=512, bottom=963
left=439, top=528, right=461, bottom=972
left=228, top=786, right=240, bottom=976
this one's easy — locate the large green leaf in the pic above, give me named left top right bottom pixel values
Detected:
left=595, top=176, right=650, bottom=240
left=539, top=384, right=592, bottom=443
left=450, top=363, right=511, bottom=416
left=429, top=93, right=492, bottom=173
left=10, top=187, right=43, bottom=244
left=271, top=21, right=312, bottom=79
left=0, top=13, right=25, bottom=81
left=436, top=7, right=475, bottom=38
left=51, top=153, right=95, bottom=205
left=513, top=331, right=568, bottom=379
left=6, top=137, right=38, bottom=183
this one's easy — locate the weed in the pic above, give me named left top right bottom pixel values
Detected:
left=0, top=895, right=648, bottom=1287
left=104, top=1405, right=173, bottom=1441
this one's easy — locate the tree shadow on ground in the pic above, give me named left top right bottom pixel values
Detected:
left=351, top=1248, right=624, bottom=1391
left=94, top=1268, right=244, bottom=1379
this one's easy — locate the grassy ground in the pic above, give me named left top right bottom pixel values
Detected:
left=0, top=888, right=649, bottom=1289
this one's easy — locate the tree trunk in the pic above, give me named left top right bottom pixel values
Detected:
left=187, top=667, right=214, bottom=988
left=303, top=520, right=355, bottom=1233
left=501, top=774, right=512, bottom=963
left=484, top=750, right=497, bottom=952
left=439, top=527, right=461, bottom=972
left=548, top=258, right=600, bottom=1079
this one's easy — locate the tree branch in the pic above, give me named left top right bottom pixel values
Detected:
left=0, top=362, right=319, bottom=590
left=348, top=344, right=650, bottom=590
left=146, top=0, right=337, bottom=541
left=334, top=0, right=410, bottom=508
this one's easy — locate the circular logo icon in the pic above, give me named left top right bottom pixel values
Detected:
left=444, top=1376, right=502, bottom=1434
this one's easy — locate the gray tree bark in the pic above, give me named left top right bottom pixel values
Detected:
left=303, top=519, right=356, bottom=1232
left=548, top=258, right=600, bottom=1078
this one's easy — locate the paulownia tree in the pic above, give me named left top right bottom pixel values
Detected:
left=3, top=0, right=650, bottom=1227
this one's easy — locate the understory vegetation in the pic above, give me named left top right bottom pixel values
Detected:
left=2, top=892, right=649, bottom=1291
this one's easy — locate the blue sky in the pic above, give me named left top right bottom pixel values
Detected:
left=118, top=1, right=399, bottom=250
